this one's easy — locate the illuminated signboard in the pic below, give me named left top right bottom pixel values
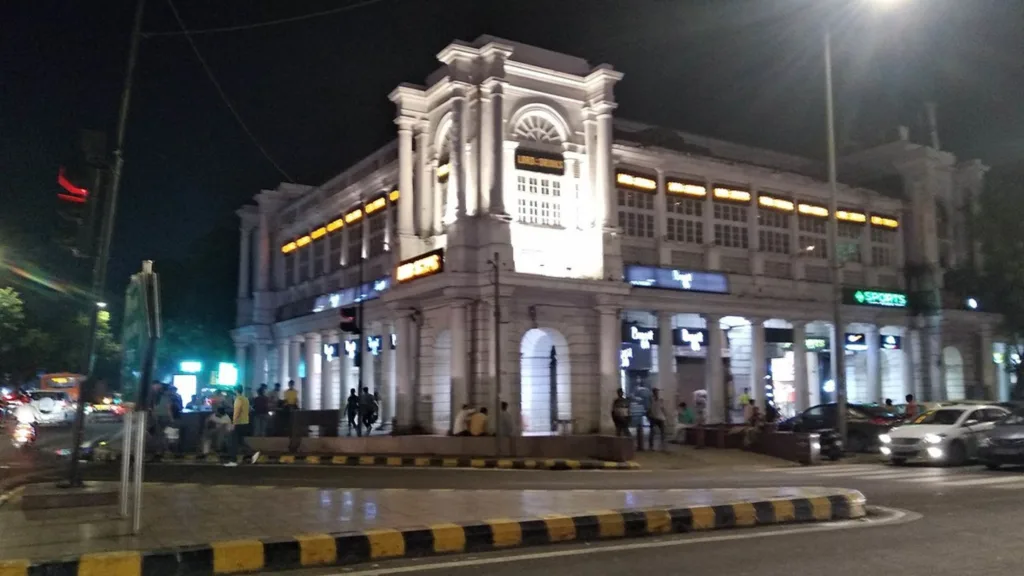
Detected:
left=514, top=149, right=565, bottom=175
left=312, top=277, right=390, bottom=313
left=624, top=265, right=729, bottom=295
left=845, top=333, right=867, bottom=351
left=882, top=335, right=902, bottom=350
left=322, top=343, right=340, bottom=362
left=367, top=336, right=383, bottom=356
left=396, top=248, right=444, bottom=284
left=805, top=338, right=828, bottom=351
left=675, top=328, right=706, bottom=352
left=843, top=288, right=908, bottom=308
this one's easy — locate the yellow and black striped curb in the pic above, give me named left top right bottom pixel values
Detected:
left=0, top=491, right=865, bottom=576
left=92, top=451, right=641, bottom=470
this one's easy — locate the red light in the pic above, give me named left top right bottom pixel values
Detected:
left=58, top=193, right=87, bottom=204
left=58, top=167, right=88, bottom=198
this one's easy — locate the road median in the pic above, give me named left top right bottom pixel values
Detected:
left=93, top=450, right=641, bottom=470
left=0, top=485, right=865, bottom=575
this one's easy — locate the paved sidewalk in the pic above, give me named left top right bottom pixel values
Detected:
left=0, top=482, right=864, bottom=574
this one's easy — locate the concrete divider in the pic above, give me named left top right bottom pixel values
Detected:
left=245, top=434, right=636, bottom=462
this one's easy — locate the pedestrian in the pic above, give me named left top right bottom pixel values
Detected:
left=469, top=407, right=489, bottom=436
left=452, top=404, right=473, bottom=436
left=611, top=389, right=631, bottom=437
left=673, top=401, right=695, bottom=443
left=226, top=385, right=259, bottom=466
left=905, top=394, right=918, bottom=420
left=283, top=380, right=299, bottom=409
left=271, top=383, right=283, bottom=406
left=498, top=401, right=516, bottom=437
left=359, top=387, right=376, bottom=435
left=203, top=406, right=232, bottom=455
left=345, top=388, right=360, bottom=436
left=647, top=388, right=667, bottom=451
left=252, top=384, right=270, bottom=437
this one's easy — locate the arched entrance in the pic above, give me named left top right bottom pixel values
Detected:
left=520, top=328, right=571, bottom=435
left=944, top=346, right=965, bottom=401
left=431, top=330, right=452, bottom=434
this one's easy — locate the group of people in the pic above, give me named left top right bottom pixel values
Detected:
left=451, top=402, right=516, bottom=437
left=196, top=380, right=302, bottom=464
left=344, top=387, right=381, bottom=436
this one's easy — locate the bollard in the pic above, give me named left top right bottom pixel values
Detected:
left=119, top=411, right=133, bottom=518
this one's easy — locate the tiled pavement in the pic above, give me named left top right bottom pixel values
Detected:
left=0, top=482, right=848, bottom=562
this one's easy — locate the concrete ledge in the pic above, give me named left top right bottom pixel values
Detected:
left=0, top=490, right=866, bottom=575
left=92, top=451, right=641, bottom=470
left=19, top=482, right=118, bottom=511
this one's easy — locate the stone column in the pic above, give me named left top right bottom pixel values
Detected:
left=341, top=335, right=354, bottom=407
left=479, top=88, right=493, bottom=215
left=277, top=340, right=289, bottom=388
left=655, top=169, right=668, bottom=262
left=866, top=325, right=882, bottom=403
left=381, top=321, right=395, bottom=426
left=397, top=118, right=416, bottom=242
left=362, top=328, right=376, bottom=396
left=793, top=322, right=810, bottom=411
left=234, top=343, right=247, bottom=392
left=980, top=324, right=995, bottom=400
left=490, top=82, right=506, bottom=216
left=237, top=225, right=252, bottom=298
left=903, top=327, right=916, bottom=399
left=597, top=304, right=620, bottom=434
left=288, top=338, right=302, bottom=404
left=394, top=313, right=413, bottom=430
left=750, top=319, right=766, bottom=407
left=595, top=106, right=616, bottom=229
left=323, top=330, right=340, bottom=410
left=252, top=341, right=268, bottom=390
left=450, top=301, right=469, bottom=432
left=705, top=315, right=725, bottom=423
left=657, top=311, right=675, bottom=399
left=583, top=109, right=597, bottom=228
left=304, top=332, right=322, bottom=409
left=416, top=124, right=432, bottom=236
left=451, top=87, right=467, bottom=220
left=255, top=211, right=271, bottom=292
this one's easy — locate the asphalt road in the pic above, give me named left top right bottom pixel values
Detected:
left=0, top=417, right=122, bottom=484
left=75, top=459, right=1024, bottom=576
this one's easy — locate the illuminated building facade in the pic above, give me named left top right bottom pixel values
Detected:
left=232, top=36, right=1006, bottom=435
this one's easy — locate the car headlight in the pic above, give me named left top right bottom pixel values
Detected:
left=879, top=434, right=892, bottom=444
left=924, top=433, right=945, bottom=444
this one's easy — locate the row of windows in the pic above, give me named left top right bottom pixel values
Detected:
left=517, top=175, right=562, bottom=227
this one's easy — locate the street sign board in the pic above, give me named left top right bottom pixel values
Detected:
left=842, top=288, right=908, bottom=309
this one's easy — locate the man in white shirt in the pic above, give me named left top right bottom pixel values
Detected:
left=647, top=388, right=667, bottom=451
left=452, top=404, right=473, bottom=436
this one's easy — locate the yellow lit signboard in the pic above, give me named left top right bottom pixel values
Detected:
left=514, top=150, right=565, bottom=175
left=713, top=187, right=751, bottom=203
left=616, top=172, right=657, bottom=191
left=395, top=248, right=445, bottom=284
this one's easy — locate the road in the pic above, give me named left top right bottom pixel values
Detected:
left=0, top=416, right=122, bottom=485
left=78, top=459, right=1024, bottom=575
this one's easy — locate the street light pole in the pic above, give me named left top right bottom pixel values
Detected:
left=824, top=28, right=848, bottom=447
left=490, top=252, right=502, bottom=454
left=64, top=0, right=147, bottom=488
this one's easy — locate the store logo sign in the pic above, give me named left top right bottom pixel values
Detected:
left=367, top=336, right=383, bottom=356
left=395, top=249, right=444, bottom=284
left=844, top=288, right=908, bottom=308
left=679, top=328, right=704, bottom=352
left=630, top=326, right=655, bottom=350
left=845, top=333, right=867, bottom=351
left=344, top=340, right=358, bottom=359
left=671, top=270, right=693, bottom=290
left=620, top=346, right=634, bottom=369
left=322, top=343, right=340, bottom=362
left=882, top=335, right=902, bottom=350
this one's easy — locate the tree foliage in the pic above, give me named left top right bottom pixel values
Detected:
left=0, top=287, right=25, bottom=372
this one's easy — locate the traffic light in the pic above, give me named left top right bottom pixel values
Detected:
left=339, top=306, right=360, bottom=334
left=56, top=130, right=107, bottom=258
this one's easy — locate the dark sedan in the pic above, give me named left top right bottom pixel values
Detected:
left=978, top=409, right=1024, bottom=469
left=778, top=402, right=902, bottom=453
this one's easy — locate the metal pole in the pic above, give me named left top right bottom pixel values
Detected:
left=118, top=410, right=133, bottom=518
left=824, top=28, right=848, bottom=447
left=131, top=410, right=146, bottom=534
left=357, top=192, right=365, bottom=431
left=65, top=0, right=147, bottom=487
left=493, top=253, right=501, bottom=454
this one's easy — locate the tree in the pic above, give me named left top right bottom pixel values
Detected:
left=975, top=169, right=1024, bottom=397
left=0, top=287, right=25, bottom=376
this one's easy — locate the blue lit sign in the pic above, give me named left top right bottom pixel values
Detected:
left=312, top=277, right=392, bottom=314
left=367, top=336, right=383, bottom=356
left=624, top=265, right=729, bottom=294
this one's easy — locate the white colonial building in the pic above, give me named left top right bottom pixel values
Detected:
left=232, top=35, right=1010, bottom=435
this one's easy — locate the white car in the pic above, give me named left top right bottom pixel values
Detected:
left=15, top=391, right=75, bottom=427
left=879, top=403, right=1010, bottom=466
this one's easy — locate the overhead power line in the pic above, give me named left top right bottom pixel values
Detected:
left=144, top=0, right=388, bottom=37
left=165, top=0, right=295, bottom=182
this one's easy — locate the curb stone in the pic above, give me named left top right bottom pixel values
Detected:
left=93, top=451, right=641, bottom=470
left=0, top=490, right=866, bottom=575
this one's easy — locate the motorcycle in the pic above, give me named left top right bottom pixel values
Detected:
left=11, top=422, right=36, bottom=449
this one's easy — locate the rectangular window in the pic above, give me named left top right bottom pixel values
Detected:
left=346, top=221, right=363, bottom=266
left=298, top=246, right=311, bottom=282
left=666, top=197, right=703, bottom=245
left=837, top=221, right=863, bottom=263
left=313, top=238, right=326, bottom=277
left=757, top=208, right=790, bottom=255
left=284, top=253, right=296, bottom=285
left=368, top=213, right=386, bottom=257
left=798, top=215, right=828, bottom=259
left=329, top=232, right=343, bottom=271
left=712, top=202, right=748, bottom=249
left=516, top=174, right=562, bottom=226
left=616, top=188, right=655, bottom=238
left=871, top=226, right=897, bottom=266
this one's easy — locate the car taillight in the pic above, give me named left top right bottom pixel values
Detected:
left=872, top=417, right=890, bottom=425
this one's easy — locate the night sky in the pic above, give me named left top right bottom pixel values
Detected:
left=3, top=0, right=1022, bottom=299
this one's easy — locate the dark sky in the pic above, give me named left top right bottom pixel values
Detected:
left=3, top=0, right=1022, bottom=297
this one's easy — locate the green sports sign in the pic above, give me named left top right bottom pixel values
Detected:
left=843, top=288, right=908, bottom=308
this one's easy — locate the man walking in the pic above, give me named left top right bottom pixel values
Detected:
left=611, top=389, right=631, bottom=437
left=647, top=388, right=667, bottom=451
left=345, top=389, right=361, bottom=436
